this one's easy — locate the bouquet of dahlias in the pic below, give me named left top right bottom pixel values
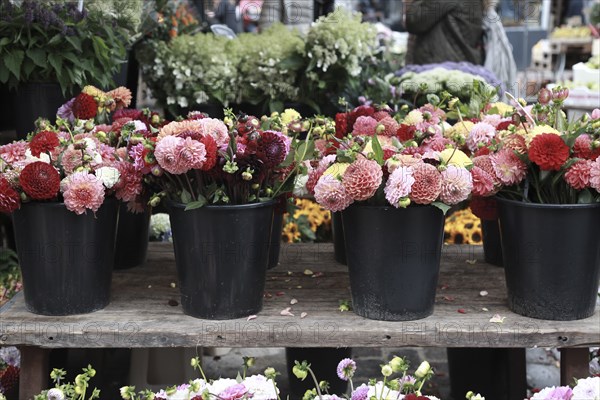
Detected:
left=476, top=88, right=600, bottom=204
left=525, top=376, right=600, bottom=399
left=141, top=109, right=313, bottom=208
left=0, top=86, right=135, bottom=215
left=120, top=357, right=280, bottom=400
left=307, top=102, right=477, bottom=213
left=293, top=356, right=441, bottom=400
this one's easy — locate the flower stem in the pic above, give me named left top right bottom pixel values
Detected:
left=307, top=367, right=324, bottom=400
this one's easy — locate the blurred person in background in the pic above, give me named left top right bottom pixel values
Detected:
left=258, top=0, right=314, bottom=32
left=214, top=0, right=243, bottom=33
left=404, top=0, right=485, bottom=65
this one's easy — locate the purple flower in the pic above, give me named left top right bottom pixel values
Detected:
left=351, top=384, right=369, bottom=400
left=531, top=386, right=573, bottom=400
left=336, top=358, right=357, bottom=381
left=398, top=375, right=416, bottom=388
left=219, top=383, right=249, bottom=400
left=57, top=97, right=76, bottom=123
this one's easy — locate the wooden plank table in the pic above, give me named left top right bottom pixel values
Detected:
left=2, top=243, right=599, bottom=398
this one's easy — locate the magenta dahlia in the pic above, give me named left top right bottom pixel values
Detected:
left=491, top=148, right=527, bottom=186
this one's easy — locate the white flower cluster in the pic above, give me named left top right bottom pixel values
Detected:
left=304, top=9, right=377, bottom=81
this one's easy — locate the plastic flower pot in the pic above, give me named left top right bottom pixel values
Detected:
left=14, top=82, right=68, bottom=139
left=341, top=204, right=445, bottom=321
left=497, top=198, right=600, bottom=320
left=114, top=203, right=151, bottom=269
left=268, top=211, right=284, bottom=269
left=481, top=219, right=503, bottom=267
left=12, top=198, right=119, bottom=315
left=332, top=212, right=347, bottom=265
left=167, top=200, right=275, bottom=320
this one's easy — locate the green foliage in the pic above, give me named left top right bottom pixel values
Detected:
left=0, top=0, right=134, bottom=94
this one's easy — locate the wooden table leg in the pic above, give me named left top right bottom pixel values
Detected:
left=18, top=346, right=49, bottom=400
left=560, top=347, right=589, bottom=386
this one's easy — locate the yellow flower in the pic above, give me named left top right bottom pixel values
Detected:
left=82, top=85, right=106, bottom=99
left=282, top=222, right=301, bottom=243
left=323, top=163, right=349, bottom=179
left=281, top=109, right=302, bottom=125
left=524, top=124, right=561, bottom=146
left=404, top=109, right=424, bottom=126
left=439, top=148, right=473, bottom=169
left=489, top=102, right=514, bottom=116
left=446, top=120, right=474, bottom=140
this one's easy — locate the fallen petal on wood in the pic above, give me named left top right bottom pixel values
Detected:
left=290, top=298, right=298, bottom=305
left=247, top=315, right=257, bottom=321
left=280, top=307, right=295, bottom=316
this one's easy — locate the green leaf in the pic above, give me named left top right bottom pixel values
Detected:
left=277, top=54, right=305, bottom=71
left=295, top=137, right=315, bottom=163
left=184, top=196, right=208, bottom=210
left=371, top=135, right=384, bottom=166
left=577, top=189, right=593, bottom=204
left=47, top=53, right=63, bottom=76
left=26, top=48, right=46, bottom=67
left=47, top=34, right=62, bottom=46
left=22, top=58, right=35, bottom=76
left=65, top=35, right=82, bottom=52
left=180, top=189, right=192, bottom=204
left=4, top=50, right=24, bottom=80
left=269, top=100, right=284, bottom=114
left=0, top=59, right=9, bottom=83
left=0, top=37, right=10, bottom=47
left=432, top=202, right=452, bottom=215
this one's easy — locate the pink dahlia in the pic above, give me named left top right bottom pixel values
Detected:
left=114, top=161, right=142, bottom=202
left=440, top=165, right=473, bottom=205
left=155, top=136, right=186, bottom=174
left=385, top=166, right=415, bottom=207
left=200, top=118, right=229, bottom=148
left=373, top=110, right=391, bottom=121
left=564, top=160, right=592, bottom=190
left=503, top=134, right=527, bottom=154
left=471, top=166, right=495, bottom=196
left=590, top=157, right=600, bottom=192
left=60, top=145, right=84, bottom=174
left=218, top=384, right=248, bottom=400
left=178, top=136, right=207, bottom=171
left=592, top=109, right=600, bottom=120
left=0, top=176, right=20, bottom=213
left=352, top=116, right=378, bottom=136
left=377, top=117, right=400, bottom=137
left=342, top=158, right=383, bottom=201
left=422, top=134, right=452, bottom=152
left=491, top=148, right=527, bottom=186
left=409, top=162, right=442, bottom=204
left=314, top=174, right=353, bottom=212
left=0, top=141, right=28, bottom=164
left=573, top=134, right=600, bottom=160
left=62, top=172, right=105, bottom=214
left=466, top=122, right=496, bottom=153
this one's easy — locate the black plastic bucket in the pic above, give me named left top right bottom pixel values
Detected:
left=12, top=199, right=119, bottom=315
left=167, top=200, right=274, bottom=319
left=341, top=204, right=445, bottom=321
left=268, top=211, right=284, bottom=269
left=114, top=204, right=151, bottom=269
left=15, top=82, right=68, bottom=139
left=481, top=219, right=503, bottom=267
left=332, top=212, right=346, bottom=265
left=497, top=198, right=600, bottom=320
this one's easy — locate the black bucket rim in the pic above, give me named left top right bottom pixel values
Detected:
left=496, top=196, right=600, bottom=210
left=167, top=199, right=277, bottom=211
left=346, top=203, right=440, bottom=211
left=17, top=197, right=120, bottom=210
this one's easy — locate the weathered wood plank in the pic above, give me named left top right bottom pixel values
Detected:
left=1, top=243, right=598, bottom=349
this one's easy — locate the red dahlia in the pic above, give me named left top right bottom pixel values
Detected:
left=347, top=105, right=375, bottom=130
left=0, top=365, right=19, bottom=392
left=474, top=146, right=491, bottom=157
left=72, top=93, right=98, bottom=120
left=335, top=113, right=348, bottom=138
left=0, top=177, right=20, bottom=213
left=528, top=133, right=570, bottom=171
left=113, top=108, right=143, bottom=121
left=496, top=120, right=513, bottom=131
left=257, top=131, right=286, bottom=167
left=200, top=134, right=218, bottom=171
left=396, top=124, right=416, bottom=141
left=19, top=161, right=60, bottom=200
left=573, top=134, right=600, bottom=160
left=29, top=130, right=60, bottom=157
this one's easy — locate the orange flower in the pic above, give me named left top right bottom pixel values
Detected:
left=169, top=28, right=177, bottom=38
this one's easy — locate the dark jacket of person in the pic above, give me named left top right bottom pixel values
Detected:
left=405, top=0, right=484, bottom=65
